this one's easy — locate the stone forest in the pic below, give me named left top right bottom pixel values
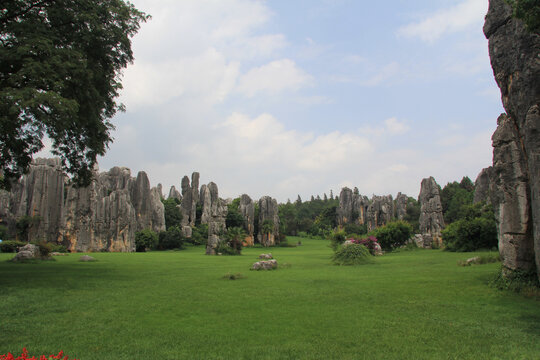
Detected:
left=0, top=0, right=539, bottom=284
left=0, top=1, right=539, bottom=359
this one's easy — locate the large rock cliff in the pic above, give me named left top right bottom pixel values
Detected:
left=0, top=159, right=165, bottom=252
left=484, top=0, right=540, bottom=278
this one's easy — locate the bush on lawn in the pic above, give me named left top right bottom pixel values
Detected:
left=332, top=243, right=373, bottom=266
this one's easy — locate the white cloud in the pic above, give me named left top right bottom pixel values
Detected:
left=384, top=117, right=409, bottom=134
left=237, top=59, right=314, bottom=97
left=397, top=0, right=488, bottom=42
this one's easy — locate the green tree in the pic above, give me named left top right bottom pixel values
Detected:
left=0, top=0, right=149, bottom=188
left=135, top=228, right=158, bottom=252
left=161, top=198, right=182, bottom=229
left=226, top=198, right=245, bottom=229
left=440, top=179, right=474, bottom=224
left=223, top=226, right=246, bottom=255
left=369, top=221, right=413, bottom=251
left=16, top=215, right=40, bottom=243
left=506, top=0, right=540, bottom=33
left=157, top=226, right=184, bottom=250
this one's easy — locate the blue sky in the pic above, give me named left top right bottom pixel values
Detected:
left=92, top=0, right=503, bottom=202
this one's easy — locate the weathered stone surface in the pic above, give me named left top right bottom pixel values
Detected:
left=395, top=192, right=408, bottom=221
left=336, top=188, right=369, bottom=226
left=239, top=194, right=255, bottom=246
left=258, top=196, right=280, bottom=247
left=367, top=195, right=394, bottom=232
left=491, top=114, right=535, bottom=272
left=201, top=182, right=227, bottom=255
left=0, top=158, right=65, bottom=243
left=168, top=186, right=182, bottom=202
left=251, top=259, right=278, bottom=270
left=11, top=244, right=41, bottom=262
left=473, top=167, right=494, bottom=204
left=484, top=0, right=540, bottom=279
left=180, top=172, right=200, bottom=226
left=418, top=177, right=445, bottom=248
left=259, top=253, right=273, bottom=259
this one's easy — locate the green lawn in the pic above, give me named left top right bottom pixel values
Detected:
left=0, top=237, right=538, bottom=359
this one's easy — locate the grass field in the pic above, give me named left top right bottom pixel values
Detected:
left=0, top=237, right=539, bottom=359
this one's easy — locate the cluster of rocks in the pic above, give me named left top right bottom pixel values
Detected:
left=336, top=189, right=393, bottom=231
left=0, top=158, right=165, bottom=252
left=252, top=259, right=278, bottom=270
left=336, top=177, right=445, bottom=248
left=483, top=0, right=540, bottom=280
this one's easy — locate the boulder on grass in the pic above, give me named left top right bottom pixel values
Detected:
left=258, top=253, right=273, bottom=259
left=252, top=259, right=277, bottom=270
left=79, top=255, right=97, bottom=262
left=11, top=244, right=47, bottom=262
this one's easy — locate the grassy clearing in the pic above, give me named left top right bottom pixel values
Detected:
left=0, top=237, right=539, bottom=359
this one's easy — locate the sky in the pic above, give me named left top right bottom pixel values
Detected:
left=90, top=0, right=503, bottom=203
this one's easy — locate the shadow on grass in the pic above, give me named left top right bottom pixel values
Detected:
left=0, top=261, right=125, bottom=291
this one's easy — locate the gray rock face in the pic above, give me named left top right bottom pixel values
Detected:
left=0, top=158, right=65, bottom=243
left=0, top=159, right=166, bottom=252
left=484, top=0, right=540, bottom=279
left=168, top=186, right=182, bottom=202
left=239, top=194, right=255, bottom=246
left=201, top=182, right=227, bottom=255
left=366, top=195, right=394, bottom=232
left=180, top=172, right=200, bottom=226
left=395, top=192, right=408, bottom=221
left=63, top=168, right=165, bottom=252
left=11, top=243, right=41, bottom=262
left=418, top=177, right=445, bottom=248
left=491, top=114, right=535, bottom=272
left=473, top=167, right=494, bottom=204
left=258, top=196, right=280, bottom=247
left=336, top=187, right=369, bottom=226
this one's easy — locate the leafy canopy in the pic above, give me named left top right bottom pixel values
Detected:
left=0, top=0, right=149, bottom=188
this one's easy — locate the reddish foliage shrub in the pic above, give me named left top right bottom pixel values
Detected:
left=0, top=348, right=78, bottom=360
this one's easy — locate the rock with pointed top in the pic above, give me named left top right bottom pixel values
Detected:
left=418, top=177, right=445, bottom=248
left=258, top=196, right=280, bottom=247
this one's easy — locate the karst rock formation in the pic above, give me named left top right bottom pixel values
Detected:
left=484, top=0, right=540, bottom=279
left=418, top=177, right=445, bottom=248
left=239, top=194, right=255, bottom=246
left=258, top=196, right=280, bottom=247
left=0, top=159, right=165, bottom=252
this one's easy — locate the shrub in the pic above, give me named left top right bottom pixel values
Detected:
left=0, top=240, right=26, bottom=253
left=332, top=243, right=373, bottom=266
left=343, top=223, right=367, bottom=236
left=48, top=243, right=68, bottom=253
left=442, top=217, right=497, bottom=252
left=190, top=224, right=208, bottom=246
left=135, top=229, right=158, bottom=252
left=1, top=347, right=79, bottom=360
left=370, top=221, right=413, bottom=251
left=0, top=225, right=8, bottom=240
left=215, top=240, right=241, bottom=255
left=490, top=267, right=540, bottom=298
left=157, top=226, right=184, bottom=250
left=346, top=235, right=381, bottom=255
left=329, top=228, right=346, bottom=250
